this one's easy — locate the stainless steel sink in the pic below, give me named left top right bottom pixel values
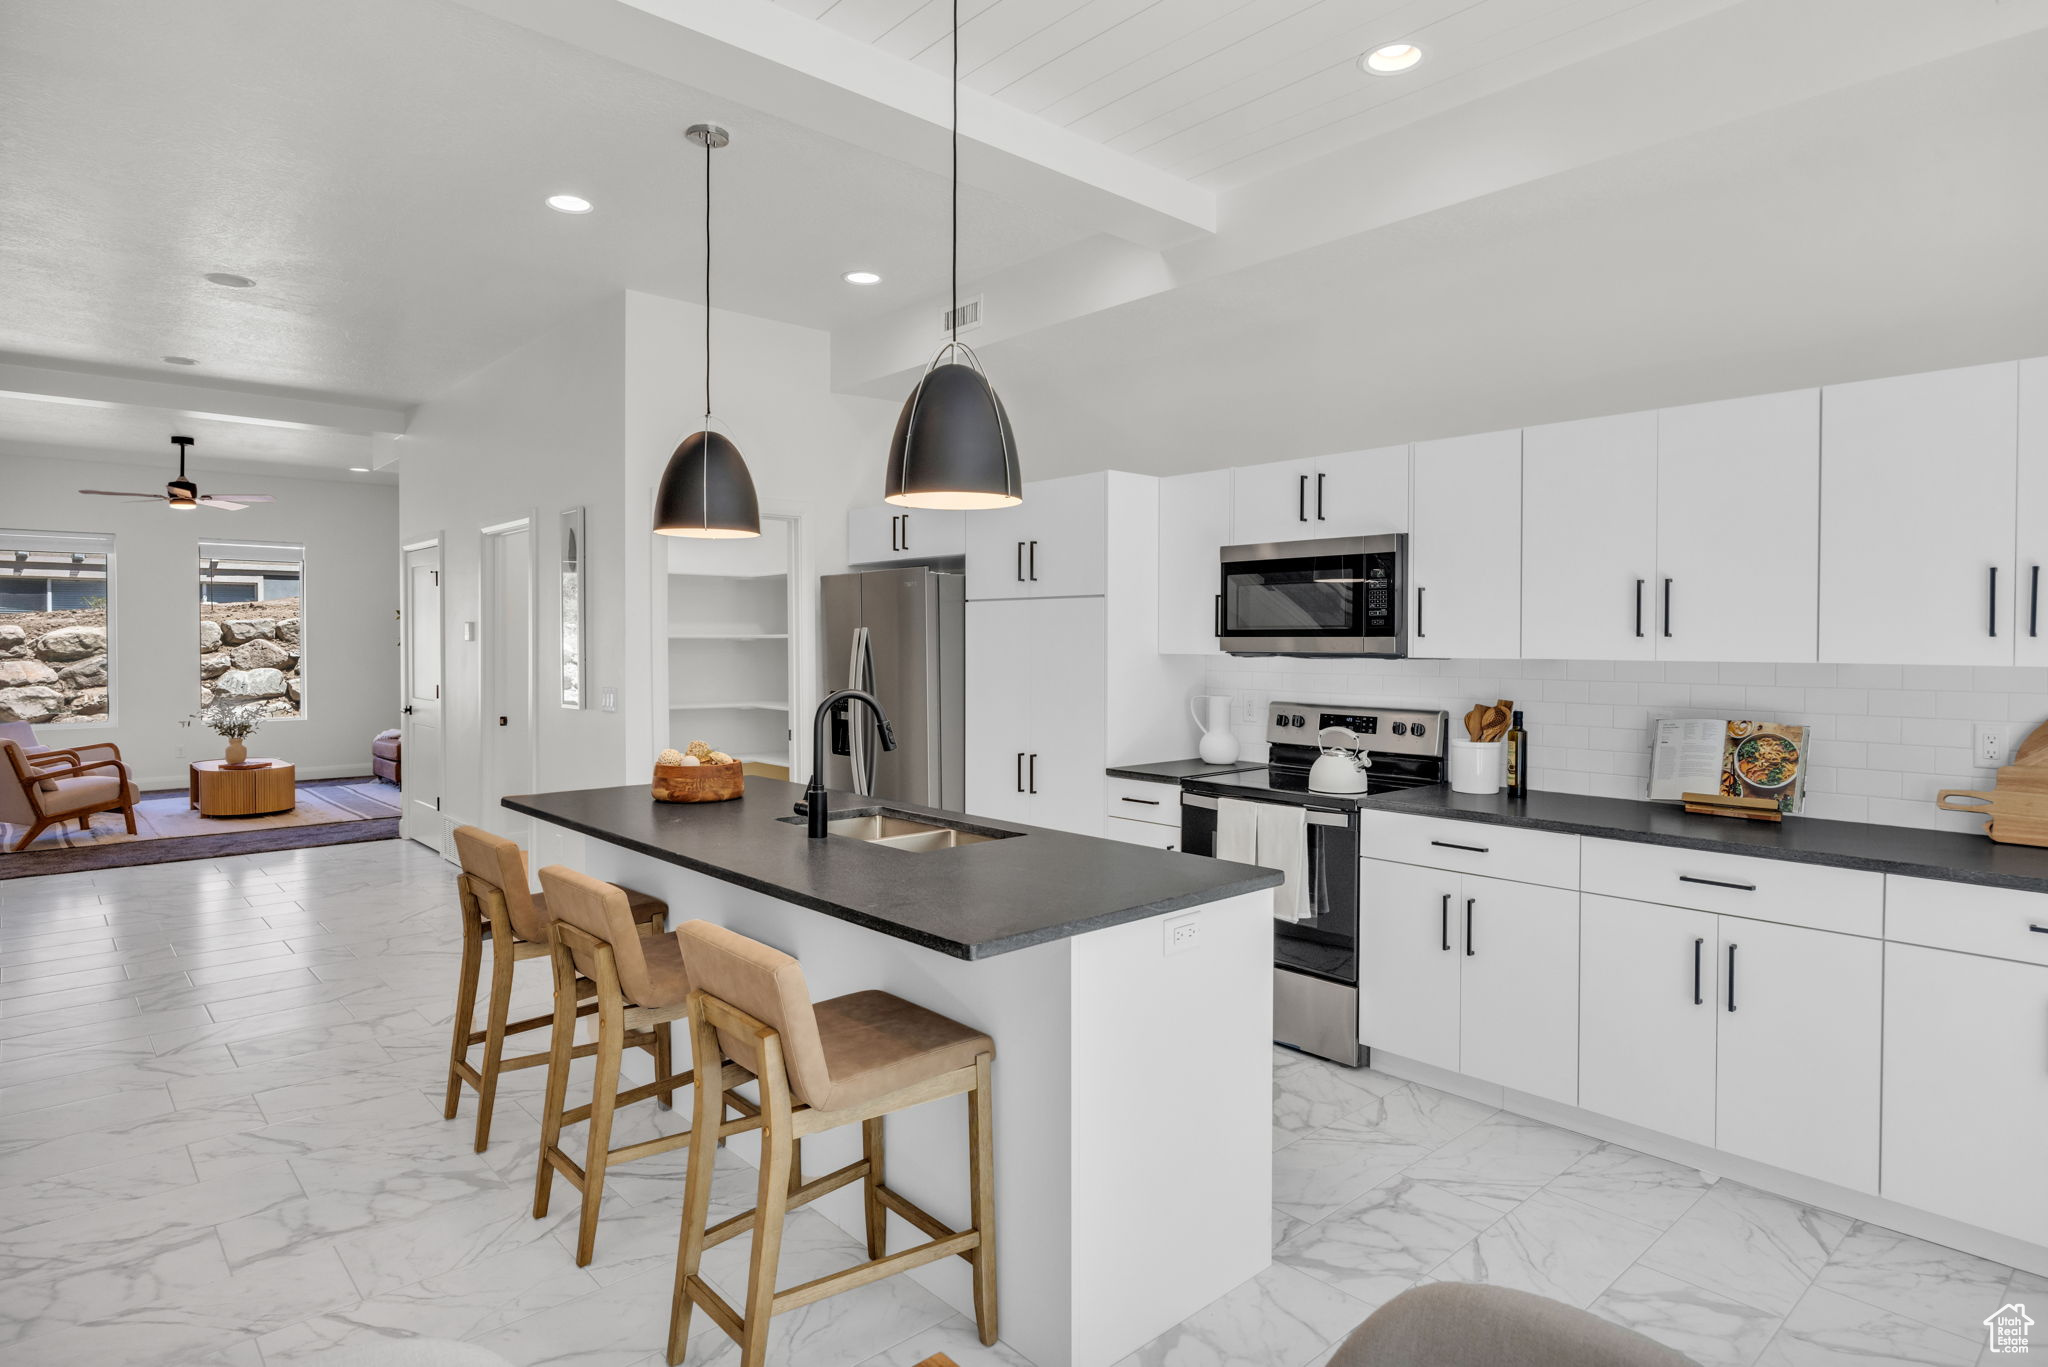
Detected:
left=780, top=808, right=1011, bottom=851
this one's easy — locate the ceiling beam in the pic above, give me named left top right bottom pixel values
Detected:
left=449, top=0, right=1216, bottom=248
left=0, top=359, right=412, bottom=436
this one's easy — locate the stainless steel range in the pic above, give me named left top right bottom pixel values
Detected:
left=1179, top=701, right=1447, bottom=1066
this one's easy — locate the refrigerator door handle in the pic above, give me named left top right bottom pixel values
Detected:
left=847, top=625, right=876, bottom=796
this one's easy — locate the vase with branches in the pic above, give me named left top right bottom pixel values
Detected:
left=198, top=700, right=264, bottom=765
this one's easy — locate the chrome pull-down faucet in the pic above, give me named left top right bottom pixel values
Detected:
left=800, top=689, right=896, bottom=838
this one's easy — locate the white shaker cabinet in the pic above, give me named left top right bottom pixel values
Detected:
left=1655, top=390, right=1820, bottom=662
left=1359, top=858, right=1463, bottom=1074
left=1456, top=873, right=1579, bottom=1105
left=847, top=505, right=965, bottom=566
left=1714, top=916, right=1882, bottom=1194
left=1521, top=411, right=1659, bottom=660
left=1883, top=942, right=2048, bottom=1246
left=963, top=472, right=1108, bottom=601
left=2019, top=357, right=2048, bottom=666
left=1409, top=430, right=1520, bottom=659
left=1158, top=469, right=1231, bottom=655
left=1579, top=894, right=1719, bottom=1148
left=1230, top=448, right=1408, bottom=546
left=963, top=597, right=1036, bottom=825
left=1819, top=361, right=2019, bottom=664
left=964, top=595, right=1106, bottom=834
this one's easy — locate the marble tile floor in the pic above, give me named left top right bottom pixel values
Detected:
left=0, top=840, right=2034, bottom=1367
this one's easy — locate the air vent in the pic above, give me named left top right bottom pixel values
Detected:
left=941, top=295, right=983, bottom=335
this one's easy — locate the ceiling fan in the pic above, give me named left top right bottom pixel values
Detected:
left=79, top=436, right=277, bottom=511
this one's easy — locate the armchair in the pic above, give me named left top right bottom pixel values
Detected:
left=1, top=737, right=140, bottom=852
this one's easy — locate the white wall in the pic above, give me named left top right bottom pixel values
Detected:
left=0, top=450, right=398, bottom=788
left=402, top=291, right=899, bottom=855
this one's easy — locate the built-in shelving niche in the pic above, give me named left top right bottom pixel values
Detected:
left=664, top=521, right=795, bottom=774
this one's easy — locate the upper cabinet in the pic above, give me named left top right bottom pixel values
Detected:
left=1230, top=447, right=1408, bottom=546
left=1522, top=412, right=1659, bottom=660
left=1655, top=390, right=1820, bottom=663
left=1158, top=469, right=1231, bottom=655
left=1409, top=431, right=1520, bottom=660
left=962, top=472, right=1109, bottom=601
left=2019, top=358, right=2048, bottom=667
left=847, top=505, right=965, bottom=567
left=1820, top=362, right=2018, bottom=665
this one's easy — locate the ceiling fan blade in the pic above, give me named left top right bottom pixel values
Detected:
left=79, top=490, right=162, bottom=498
left=203, top=494, right=275, bottom=503
left=197, top=499, right=249, bottom=511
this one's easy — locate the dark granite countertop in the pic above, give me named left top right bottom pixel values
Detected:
left=504, top=777, right=1282, bottom=960
left=1106, top=758, right=1267, bottom=784
left=1366, top=785, right=2048, bottom=894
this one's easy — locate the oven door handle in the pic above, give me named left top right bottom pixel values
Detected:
left=1179, top=791, right=1351, bottom=828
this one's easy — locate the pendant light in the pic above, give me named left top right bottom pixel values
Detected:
left=883, top=0, right=1022, bottom=511
left=654, top=123, right=761, bottom=539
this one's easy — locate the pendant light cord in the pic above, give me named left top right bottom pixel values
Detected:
left=704, top=132, right=713, bottom=421
left=950, top=0, right=958, bottom=346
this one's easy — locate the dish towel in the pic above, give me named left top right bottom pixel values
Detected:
left=1216, top=797, right=1310, bottom=923
left=1255, top=801, right=1310, bottom=923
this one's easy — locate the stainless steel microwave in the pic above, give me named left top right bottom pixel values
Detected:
left=1216, top=534, right=1407, bottom=657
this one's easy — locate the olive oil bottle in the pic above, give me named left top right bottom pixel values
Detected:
left=1504, top=710, right=1528, bottom=798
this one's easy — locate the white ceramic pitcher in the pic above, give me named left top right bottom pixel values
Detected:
left=1191, top=694, right=1240, bottom=764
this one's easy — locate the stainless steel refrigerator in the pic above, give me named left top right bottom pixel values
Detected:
left=818, top=568, right=965, bottom=809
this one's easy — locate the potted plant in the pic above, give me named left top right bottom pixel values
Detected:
left=198, top=700, right=264, bottom=766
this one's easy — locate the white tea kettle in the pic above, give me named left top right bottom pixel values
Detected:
left=1309, top=726, right=1372, bottom=794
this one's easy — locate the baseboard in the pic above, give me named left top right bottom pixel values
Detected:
left=134, top=764, right=382, bottom=790
left=1369, top=1050, right=2048, bottom=1279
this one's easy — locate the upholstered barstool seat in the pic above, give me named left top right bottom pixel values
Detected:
left=442, top=826, right=672, bottom=1153
left=809, top=991, right=993, bottom=1112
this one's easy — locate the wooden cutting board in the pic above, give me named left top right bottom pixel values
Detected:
left=1938, top=767, right=2048, bottom=847
left=2016, top=717, right=2048, bottom=766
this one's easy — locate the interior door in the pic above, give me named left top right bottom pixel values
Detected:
left=1521, top=411, right=1659, bottom=660
left=1457, top=874, right=1579, bottom=1104
left=1578, top=895, right=1718, bottom=1146
left=1410, top=431, right=1521, bottom=659
left=484, top=524, right=534, bottom=846
left=1820, top=361, right=2018, bottom=665
left=1358, top=858, right=1462, bottom=1071
left=1024, top=595, right=1105, bottom=833
left=399, top=541, right=444, bottom=849
left=1716, top=917, right=1882, bottom=1193
left=964, top=598, right=1033, bottom=822
left=1313, top=446, right=1410, bottom=538
left=2018, top=357, right=2048, bottom=667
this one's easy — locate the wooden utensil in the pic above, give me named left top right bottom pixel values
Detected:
left=1464, top=705, right=1486, bottom=742
left=1683, top=791, right=1784, bottom=823
left=1937, top=766, right=2048, bottom=847
left=2015, top=718, right=2048, bottom=766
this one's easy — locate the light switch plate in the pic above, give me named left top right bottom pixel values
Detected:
left=600, top=686, right=618, bottom=714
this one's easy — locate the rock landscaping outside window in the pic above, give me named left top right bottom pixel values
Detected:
left=0, top=538, right=112, bottom=725
left=200, top=543, right=304, bottom=718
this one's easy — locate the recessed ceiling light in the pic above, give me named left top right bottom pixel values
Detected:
left=842, top=270, right=882, bottom=285
left=546, top=194, right=594, bottom=214
left=1361, top=42, right=1423, bottom=74
left=162, top=355, right=198, bottom=366
left=204, top=272, right=256, bottom=288
left=348, top=466, right=370, bottom=473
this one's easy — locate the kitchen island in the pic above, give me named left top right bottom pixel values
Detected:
left=505, top=778, right=1283, bottom=1367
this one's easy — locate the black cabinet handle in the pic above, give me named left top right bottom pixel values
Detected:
left=2029, top=924, right=2048, bottom=935
left=1465, top=897, right=1476, bottom=957
left=1989, top=565, right=1999, bottom=638
left=1431, top=839, right=1490, bottom=854
left=1316, top=471, right=1326, bottom=521
left=1635, top=579, right=1645, bottom=638
left=900, top=515, right=909, bottom=551
left=1015, top=542, right=1025, bottom=582
left=1028, top=753, right=1038, bottom=794
left=1298, top=474, right=1307, bottom=522
left=1417, top=586, right=1426, bottom=639
left=1726, top=943, right=1737, bottom=1012
left=1015, top=753, right=1024, bottom=793
left=1663, top=578, right=1673, bottom=638
left=2031, top=565, right=2040, bottom=638
left=1120, top=796, right=1161, bottom=806
left=1028, top=541, right=1039, bottom=581
left=1680, top=874, right=1756, bottom=892
left=1692, top=937, right=1704, bottom=1006
left=1440, top=893, right=1450, bottom=952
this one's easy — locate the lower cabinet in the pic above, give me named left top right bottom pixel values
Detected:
left=1104, top=815, right=1179, bottom=850
left=1361, top=860, right=1578, bottom=1104
left=1579, top=895, right=1882, bottom=1193
left=1883, top=943, right=2048, bottom=1245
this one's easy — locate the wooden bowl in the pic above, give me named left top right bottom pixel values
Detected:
left=652, top=761, right=744, bottom=803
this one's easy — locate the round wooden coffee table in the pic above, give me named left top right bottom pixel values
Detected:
left=189, top=760, right=296, bottom=817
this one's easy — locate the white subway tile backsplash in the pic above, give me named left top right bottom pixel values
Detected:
left=1202, top=651, right=2048, bottom=834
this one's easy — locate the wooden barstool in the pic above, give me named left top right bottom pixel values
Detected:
left=666, top=920, right=997, bottom=1367
left=443, top=826, right=670, bottom=1152
left=533, top=867, right=758, bottom=1267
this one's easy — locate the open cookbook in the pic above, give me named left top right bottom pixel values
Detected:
left=1648, top=719, right=1809, bottom=814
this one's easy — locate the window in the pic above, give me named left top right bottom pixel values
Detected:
left=200, top=541, right=303, bottom=717
left=0, top=530, right=114, bottom=726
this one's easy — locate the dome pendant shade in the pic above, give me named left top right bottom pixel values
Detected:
left=654, top=430, right=760, bottom=538
left=884, top=360, right=1022, bottom=511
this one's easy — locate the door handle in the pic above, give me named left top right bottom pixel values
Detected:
left=1440, top=893, right=1450, bottom=952
left=1016, top=542, right=1025, bottom=582
left=1298, top=474, right=1307, bottom=522
left=1416, top=586, right=1425, bottom=639
left=1028, top=541, right=1039, bottom=581
left=1663, top=578, right=1673, bottom=638
left=403, top=704, right=415, bottom=715
left=1989, top=565, right=1999, bottom=638
left=1635, top=579, right=1645, bottom=638
left=1316, top=471, right=1326, bottom=521
left=497, top=716, right=508, bottom=727
left=1015, top=753, right=1024, bottom=793
left=1692, top=937, right=1704, bottom=1005
left=1464, top=897, right=1475, bottom=956
left=1726, top=942, right=1738, bottom=1012
left=1028, top=753, right=1038, bottom=794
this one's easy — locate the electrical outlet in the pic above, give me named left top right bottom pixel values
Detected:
left=1974, top=724, right=2007, bottom=768
left=1234, top=693, right=1259, bottom=725
left=173, top=744, right=186, bottom=759
left=1163, top=913, right=1200, bottom=956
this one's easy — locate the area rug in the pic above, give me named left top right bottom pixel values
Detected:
left=0, top=776, right=403, bottom=878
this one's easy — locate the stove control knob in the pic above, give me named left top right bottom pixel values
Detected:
left=1290, top=713, right=1306, bottom=727
left=1275, top=714, right=1291, bottom=728
left=1391, top=722, right=1408, bottom=736
left=1411, top=722, right=1426, bottom=738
